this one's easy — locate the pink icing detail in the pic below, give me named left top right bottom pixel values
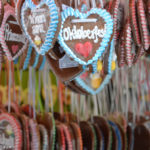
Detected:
left=80, top=72, right=88, bottom=80
left=0, top=4, right=28, bottom=61
left=12, top=45, right=19, bottom=54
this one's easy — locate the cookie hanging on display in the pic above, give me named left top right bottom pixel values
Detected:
left=39, top=124, right=49, bottom=150
left=108, top=0, right=120, bottom=43
left=129, top=0, right=141, bottom=47
left=80, top=121, right=95, bottom=150
left=29, top=119, right=41, bottom=150
left=93, top=116, right=111, bottom=150
left=124, top=18, right=133, bottom=67
left=69, top=122, right=83, bottom=150
left=73, top=40, right=115, bottom=95
left=17, top=114, right=30, bottom=150
left=58, top=6, right=113, bottom=65
left=21, top=0, right=61, bottom=55
left=0, top=113, right=23, bottom=150
left=137, top=0, right=149, bottom=50
left=37, top=113, right=56, bottom=150
left=46, top=42, right=84, bottom=82
left=0, top=3, right=28, bottom=61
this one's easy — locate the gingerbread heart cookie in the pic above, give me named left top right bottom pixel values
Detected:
left=74, top=40, right=115, bottom=95
left=21, top=0, right=61, bottom=55
left=0, top=113, right=22, bottom=150
left=46, top=42, right=84, bottom=82
left=58, top=7, right=113, bottom=65
left=0, top=3, right=28, bottom=61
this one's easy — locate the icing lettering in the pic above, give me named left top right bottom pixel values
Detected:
left=28, top=8, right=47, bottom=35
left=32, top=24, right=45, bottom=34
left=5, top=23, right=27, bottom=44
left=63, top=25, right=107, bottom=43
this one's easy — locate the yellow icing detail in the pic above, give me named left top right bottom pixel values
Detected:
left=97, top=60, right=103, bottom=71
left=111, top=61, right=116, bottom=71
left=34, top=40, right=42, bottom=46
left=91, top=77, right=102, bottom=89
left=6, top=125, right=13, bottom=135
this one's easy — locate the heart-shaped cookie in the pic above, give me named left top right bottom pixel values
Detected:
left=21, top=0, right=61, bottom=55
left=46, top=42, right=84, bottom=82
left=0, top=113, right=22, bottom=150
left=74, top=40, right=115, bottom=95
left=58, top=7, right=113, bottom=65
left=0, top=3, right=28, bottom=61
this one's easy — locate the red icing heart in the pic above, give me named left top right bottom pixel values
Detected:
left=80, top=72, right=88, bottom=80
left=75, top=42, right=93, bottom=58
left=12, top=45, right=19, bottom=54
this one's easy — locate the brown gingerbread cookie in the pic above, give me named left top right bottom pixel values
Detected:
left=93, top=116, right=111, bottom=150
left=80, top=121, right=95, bottom=150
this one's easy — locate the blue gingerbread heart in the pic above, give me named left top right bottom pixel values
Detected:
left=58, top=7, right=113, bottom=65
left=74, top=40, right=115, bottom=95
left=21, top=0, right=60, bottom=55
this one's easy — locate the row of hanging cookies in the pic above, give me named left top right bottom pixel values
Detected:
left=1, top=101, right=150, bottom=150
left=0, top=0, right=149, bottom=95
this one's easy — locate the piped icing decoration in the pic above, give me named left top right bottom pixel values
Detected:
left=0, top=113, right=22, bottom=150
left=129, top=0, right=141, bottom=47
left=124, top=18, right=133, bottom=67
left=0, top=0, right=3, bottom=26
left=74, top=40, right=115, bottom=95
left=15, top=0, right=25, bottom=25
left=29, top=119, right=41, bottom=150
left=58, top=7, right=113, bottom=65
left=21, top=0, right=60, bottom=55
left=23, top=44, right=33, bottom=70
left=0, top=3, right=28, bottom=61
left=108, top=121, right=122, bottom=150
left=137, top=0, right=149, bottom=50
left=39, top=125, right=49, bottom=150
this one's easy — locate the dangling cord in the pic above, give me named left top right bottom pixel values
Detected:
left=43, top=63, right=49, bottom=113
left=32, top=69, right=36, bottom=120
left=125, top=68, right=129, bottom=122
left=77, top=94, right=81, bottom=124
left=99, top=0, right=104, bottom=8
left=28, top=67, right=33, bottom=118
left=7, top=61, right=11, bottom=113
left=115, top=68, right=119, bottom=113
left=91, top=0, right=96, bottom=8
left=36, top=71, right=44, bottom=114
left=144, top=60, right=150, bottom=101
left=71, top=91, right=74, bottom=114
left=93, top=95, right=98, bottom=116
left=47, top=67, right=54, bottom=115
left=11, top=62, right=16, bottom=102
left=75, top=0, right=78, bottom=9
left=131, top=64, right=137, bottom=124
left=58, top=81, right=64, bottom=116
left=137, top=61, right=142, bottom=122
left=37, top=71, right=41, bottom=113
left=17, top=64, right=22, bottom=105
